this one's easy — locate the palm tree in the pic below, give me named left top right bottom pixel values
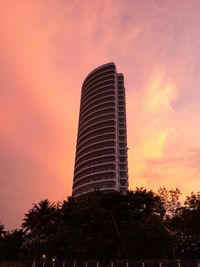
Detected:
left=22, top=199, right=57, bottom=232
left=22, top=199, right=59, bottom=259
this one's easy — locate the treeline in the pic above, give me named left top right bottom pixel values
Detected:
left=0, top=188, right=199, bottom=261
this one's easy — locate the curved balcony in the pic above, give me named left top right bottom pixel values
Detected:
left=83, top=63, right=115, bottom=82
left=73, top=178, right=117, bottom=194
left=77, top=125, right=116, bottom=147
left=74, top=154, right=115, bottom=172
left=78, top=118, right=115, bottom=140
left=77, top=132, right=115, bottom=152
left=74, top=161, right=116, bottom=178
left=81, top=85, right=115, bottom=109
left=80, top=93, right=115, bottom=115
left=81, top=82, right=115, bottom=105
left=83, top=72, right=114, bottom=91
left=74, top=159, right=115, bottom=174
left=82, top=76, right=115, bottom=99
left=74, top=178, right=116, bottom=190
left=73, top=170, right=116, bottom=185
left=75, top=149, right=116, bottom=169
left=73, top=184, right=117, bottom=197
left=76, top=143, right=116, bottom=163
left=78, top=112, right=115, bottom=134
left=75, top=145, right=115, bottom=165
left=82, top=73, right=115, bottom=96
left=83, top=67, right=115, bottom=89
left=79, top=98, right=115, bottom=122
left=76, top=138, right=115, bottom=160
left=79, top=106, right=115, bottom=127
left=73, top=170, right=116, bottom=187
left=74, top=175, right=116, bottom=189
left=83, top=73, right=114, bottom=92
left=82, top=64, right=115, bottom=89
left=74, top=185, right=117, bottom=198
left=74, top=163, right=116, bottom=181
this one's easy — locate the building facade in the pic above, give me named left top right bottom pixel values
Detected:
left=72, top=63, right=128, bottom=197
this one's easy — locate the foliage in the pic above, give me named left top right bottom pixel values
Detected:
left=158, top=187, right=181, bottom=218
left=170, top=191, right=200, bottom=259
left=0, top=223, right=6, bottom=238
left=0, top=229, right=24, bottom=260
left=1, top=189, right=200, bottom=261
left=184, top=191, right=200, bottom=211
left=21, top=199, right=60, bottom=259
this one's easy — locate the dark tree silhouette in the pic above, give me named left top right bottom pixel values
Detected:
left=1, top=188, right=199, bottom=261
left=22, top=199, right=59, bottom=259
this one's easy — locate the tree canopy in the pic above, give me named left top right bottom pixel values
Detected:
left=0, top=188, right=199, bottom=261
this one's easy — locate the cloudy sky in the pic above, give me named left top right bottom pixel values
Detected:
left=1, top=0, right=200, bottom=230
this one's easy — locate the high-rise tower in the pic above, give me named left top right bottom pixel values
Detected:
left=72, top=63, right=128, bottom=197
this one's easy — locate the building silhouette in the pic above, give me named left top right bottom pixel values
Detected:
left=72, top=63, right=128, bottom=197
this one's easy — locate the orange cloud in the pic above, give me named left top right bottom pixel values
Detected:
left=128, top=68, right=179, bottom=190
left=144, top=70, right=177, bottom=113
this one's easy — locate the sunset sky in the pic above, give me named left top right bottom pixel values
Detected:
left=1, top=0, right=200, bottom=230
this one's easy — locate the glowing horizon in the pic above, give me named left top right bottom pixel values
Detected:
left=1, top=0, right=200, bottom=230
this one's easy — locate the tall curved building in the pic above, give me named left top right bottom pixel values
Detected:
left=72, top=63, right=128, bottom=197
